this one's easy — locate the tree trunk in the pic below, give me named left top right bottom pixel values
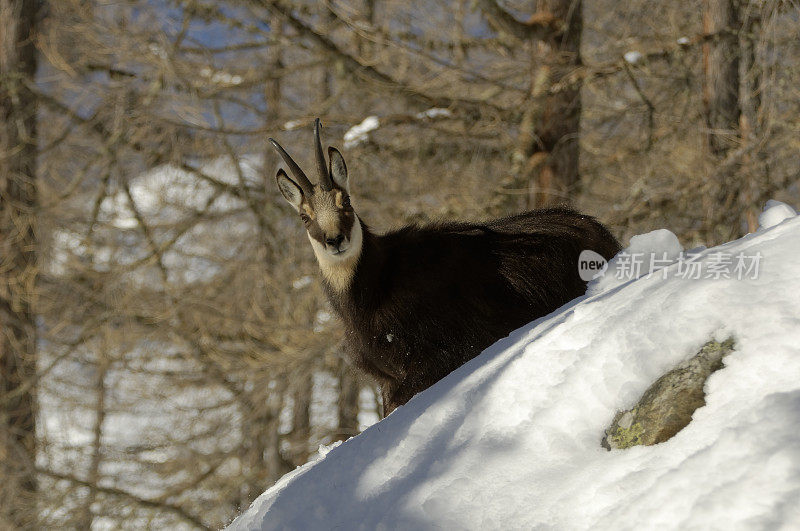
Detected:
left=486, top=0, right=583, bottom=211
left=336, top=359, right=360, bottom=441
left=701, top=0, right=758, bottom=243
left=262, top=380, right=290, bottom=483
left=361, top=0, right=376, bottom=58
left=289, top=371, right=312, bottom=465
left=738, top=3, right=767, bottom=233
left=77, top=353, right=109, bottom=529
left=703, top=0, right=741, bottom=156
left=0, top=0, right=39, bottom=527
left=235, top=20, right=290, bottom=509
left=529, top=0, right=582, bottom=207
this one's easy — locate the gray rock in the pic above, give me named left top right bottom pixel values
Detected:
left=602, top=337, right=735, bottom=450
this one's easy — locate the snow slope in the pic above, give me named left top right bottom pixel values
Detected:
left=229, top=203, right=800, bottom=530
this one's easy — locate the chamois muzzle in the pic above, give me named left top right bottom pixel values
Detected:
left=325, top=234, right=345, bottom=253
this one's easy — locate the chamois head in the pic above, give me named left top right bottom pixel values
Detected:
left=270, top=119, right=363, bottom=291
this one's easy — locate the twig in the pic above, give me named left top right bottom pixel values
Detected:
left=36, top=467, right=211, bottom=530
left=622, top=61, right=656, bottom=150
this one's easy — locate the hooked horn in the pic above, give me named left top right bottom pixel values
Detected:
left=314, top=118, right=334, bottom=191
left=269, top=137, right=314, bottom=193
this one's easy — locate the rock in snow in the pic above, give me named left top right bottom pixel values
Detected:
left=602, top=337, right=736, bottom=449
left=229, top=204, right=800, bottom=531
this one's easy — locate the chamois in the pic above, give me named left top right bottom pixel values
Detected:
left=271, top=119, right=620, bottom=415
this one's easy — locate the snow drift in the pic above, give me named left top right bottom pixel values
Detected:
left=229, top=202, right=800, bottom=530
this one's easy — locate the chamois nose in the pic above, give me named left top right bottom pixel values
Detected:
left=326, top=234, right=344, bottom=249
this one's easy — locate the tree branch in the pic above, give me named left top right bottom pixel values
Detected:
left=622, top=62, right=656, bottom=150
left=33, top=87, right=260, bottom=200
left=250, top=0, right=508, bottom=119
left=36, top=467, right=211, bottom=530
left=475, top=0, right=561, bottom=44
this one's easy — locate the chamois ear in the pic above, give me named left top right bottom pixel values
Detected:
left=328, top=147, right=349, bottom=193
left=276, top=168, right=304, bottom=211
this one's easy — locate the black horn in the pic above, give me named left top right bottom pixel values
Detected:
left=269, top=137, right=314, bottom=192
left=314, top=118, right=334, bottom=191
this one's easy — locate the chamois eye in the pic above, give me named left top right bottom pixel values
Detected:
left=300, top=214, right=309, bottom=223
left=342, top=196, right=351, bottom=209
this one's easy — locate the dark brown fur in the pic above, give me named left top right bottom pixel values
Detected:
left=324, top=207, right=621, bottom=415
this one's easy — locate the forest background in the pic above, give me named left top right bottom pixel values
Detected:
left=1, top=0, right=798, bottom=528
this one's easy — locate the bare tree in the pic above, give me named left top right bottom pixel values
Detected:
left=700, top=0, right=784, bottom=240
left=1, top=0, right=797, bottom=528
left=703, top=0, right=741, bottom=155
left=480, top=0, right=583, bottom=209
left=0, top=0, right=40, bottom=527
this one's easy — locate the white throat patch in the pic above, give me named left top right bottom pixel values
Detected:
left=309, top=216, right=363, bottom=292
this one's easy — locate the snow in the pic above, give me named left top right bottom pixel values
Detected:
left=627, top=228, right=684, bottom=258
left=292, top=275, right=313, bottom=290
left=758, top=199, right=797, bottom=230
left=415, top=108, right=452, bottom=120
left=117, top=154, right=263, bottom=223
left=587, top=228, right=684, bottom=295
left=313, top=310, right=332, bottom=333
left=623, top=50, right=643, bottom=64
left=343, top=116, right=380, bottom=149
left=49, top=154, right=263, bottom=283
left=200, top=66, right=243, bottom=86
left=228, top=202, right=800, bottom=531
left=148, top=43, right=167, bottom=60
left=316, top=440, right=342, bottom=459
